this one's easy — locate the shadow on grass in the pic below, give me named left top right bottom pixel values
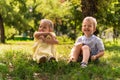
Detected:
left=105, top=44, right=120, bottom=52
left=0, top=43, right=120, bottom=80
left=27, top=60, right=119, bottom=80
left=0, top=58, right=119, bottom=80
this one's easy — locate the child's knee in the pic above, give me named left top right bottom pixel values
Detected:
left=82, top=45, right=90, bottom=50
left=75, top=43, right=82, bottom=47
left=69, top=56, right=77, bottom=62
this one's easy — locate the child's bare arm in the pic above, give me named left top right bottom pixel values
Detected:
left=43, top=37, right=58, bottom=44
left=34, top=32, right=58, bottom=44
left=91, top=50, right=104, bottom=61
left=34, top=32, right=50, bottom=39
left=43, top=33, right=59, bottom=44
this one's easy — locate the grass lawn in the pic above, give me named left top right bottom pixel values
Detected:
left=0, top=40, right=120, bottom=80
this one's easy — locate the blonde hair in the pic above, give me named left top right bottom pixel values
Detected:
left=40, top=19, right=54, bottom=31
left=83, top=16, right=97, bottom=28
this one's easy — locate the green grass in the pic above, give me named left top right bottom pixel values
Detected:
left=0, top=41, right=120, bottom=80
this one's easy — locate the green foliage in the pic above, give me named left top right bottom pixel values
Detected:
left=0, top=63, right=9, bottom=79
left=13, top=36, right=33, bottom=41
left=0, top=0, right=120, bottom=43
left=57, top=35, right=74, bottom=44
left=36, top=0, right=72, bottom=19
left=5, top=27, right=18, bottom=39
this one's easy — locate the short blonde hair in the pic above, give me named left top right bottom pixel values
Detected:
left=83, top=16, right=97, bottom=28
left=40, top=19, right=54, bottom=30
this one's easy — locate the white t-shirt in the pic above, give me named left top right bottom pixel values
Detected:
left=75, top=35, right=105, bottom=55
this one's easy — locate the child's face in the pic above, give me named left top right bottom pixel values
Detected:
left=82, top=20, right=96, bottom=37
left=38, top=22, right=50, bottom=32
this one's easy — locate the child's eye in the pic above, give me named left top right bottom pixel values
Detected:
left=88, top=25, right=92, bottom=27
left=83, top=25, right=86, bottom=27
left=43, top=26, right=47, bottom=29
left=39, top=25, right=42, bottom=28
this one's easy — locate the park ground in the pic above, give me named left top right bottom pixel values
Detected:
left=0, top=40, right=120, bottom=80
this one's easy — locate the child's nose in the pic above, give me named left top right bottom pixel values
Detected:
left=85, top=26, right=88, bottom=28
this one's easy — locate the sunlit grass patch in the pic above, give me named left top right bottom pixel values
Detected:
left=0, top=41, right=33, bottom=54
left=56, top=44, right=72, bottom=61
left=0, top=41, right=120, bottom=80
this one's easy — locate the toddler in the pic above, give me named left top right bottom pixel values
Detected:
left=69, top=16, right=105, bottom=68
left=33, top=19, right=58, bottom=63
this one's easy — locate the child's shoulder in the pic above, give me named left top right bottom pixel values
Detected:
left=78, top=35, right=84, bottom=38
left=93, top=35, right=103, bottom=41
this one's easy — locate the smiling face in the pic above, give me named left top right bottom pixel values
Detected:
left=82, top=17, right=96, bottom=37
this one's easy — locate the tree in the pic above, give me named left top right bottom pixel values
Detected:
left=81, top=0, right=117, bottom=37
left=35, top=0, right=72, bottom=35
left=81, top=0, right=97, bottom=18
left=67, top=0, right=82, bottom=40
left=0, top=0, right=6, bottom=43
left=111, top=0, right=120, bottom=41
left=0, top=0, right=37, bottom=41
left=0, top=14, right=5, bottom=43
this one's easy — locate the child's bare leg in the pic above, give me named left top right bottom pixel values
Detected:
left=69, top=44, right=82, bottom=62
left=81, top=45, right=90, bottom=64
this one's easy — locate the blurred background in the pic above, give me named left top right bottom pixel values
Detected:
left=0, top=0, right=120, bottom=43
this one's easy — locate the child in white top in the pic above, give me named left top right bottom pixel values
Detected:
left=69, top=16, right=105, bottom=68
left=33, top=19, right=58, bottom=63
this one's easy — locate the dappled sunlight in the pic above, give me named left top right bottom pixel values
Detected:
left=0, top=41, right=34, bottom=55
left=56, top=44, right=72, bottom=61
left=0, top=41, right=120, bottom=79
left=103, top=43, right=120, bottom=67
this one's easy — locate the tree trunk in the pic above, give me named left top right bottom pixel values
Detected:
left=81, top=0, right=98, bottom=18
left=0, top=14, right=5, bottom=43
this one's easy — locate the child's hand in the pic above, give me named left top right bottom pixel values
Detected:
left=39, top=36, right=45, bottom=40
left=91, top=55, right=97, bottom=61
left=46, top=35, right=51, bottom=39
left=47, top=32, right=53, bottom=37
